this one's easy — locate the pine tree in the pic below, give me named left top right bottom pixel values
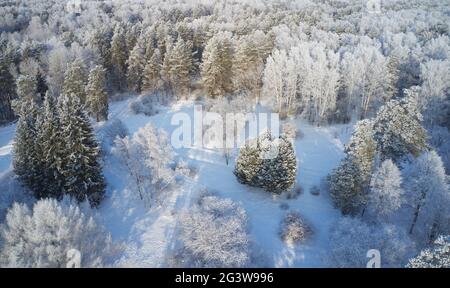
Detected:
left=110, top=24, right=128, bottom=91
left=62, top=59, right=87, bottom=103
left=0, top=56, right=16, bottom=123
left=345, top=119, right=376, bottom=184
left=16, top=74, right=37, bottom=101
left=201, top=33, right=233, bottom=97
left=142, top=48, right=162, bottom=92
left=368, top=159, right=404, bottom=218
left=328, top=157, right=365, bottom=215
left=126, top=38, right=146, bottom=93
left=58, top=94, right=105, bottom=206
left=162, top=38, right=192, bottom=94
left=373, top=88, right=428, bottom=161
left=86, top=65, right=108, bottom=121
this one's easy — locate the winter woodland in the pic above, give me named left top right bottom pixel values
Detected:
left=0, top=0, right=449, bottom=267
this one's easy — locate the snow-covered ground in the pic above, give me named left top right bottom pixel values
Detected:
left=0, top=97, right=353, bottom=267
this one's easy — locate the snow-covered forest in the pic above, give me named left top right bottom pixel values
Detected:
left=0, top=0, right=449, bottom=268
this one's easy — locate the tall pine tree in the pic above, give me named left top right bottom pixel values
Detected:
left=62, top=59, right=87, bottom=103
left=86, top=65, right=108, bottom=121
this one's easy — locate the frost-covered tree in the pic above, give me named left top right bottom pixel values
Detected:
left=142, top=48, right=163, bottom=92
left=62, top=59, right=87, bottom=103
left=328, top=157, right=365, bottom=215
left=201, top=32, right=233, bottom=97
left=328, top=217, right=414, bottom=268
left=373, top=88, right=428, bottom=161
left=0, top=56, right=16, bottom=123
left=407, top=235, right=450, bottom=268
left=113, top=124, right=174, bottom=206
left=86, top=65, right=108, bottom=121
left=35, top=93, right=64, bottom=199
left=110, top=24, right=128, bottom=91
left=0, top=199, right=119, bottom=268
left=368, top=159, right=404, bottom=218
left=161, top=38, right=192, bottom=95
left=126, top=38, right=146, bottom=93
left=235, top=133, right=296, bottom=193
left=174, top=195, right=250, bottom=268
left=419, top=59, right=450, bottom=126
left=407, top=151, right=449, bottom=241
left=58, top=94, right=105, bottom=206
left=345, top=119, right=376, bottom=184
left=12, top=96, right=39, bottom=192
left=16, top=74, right=37, bottom=102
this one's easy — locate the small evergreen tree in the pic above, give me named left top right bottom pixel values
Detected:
left=328, top=157, right=365, bottom=215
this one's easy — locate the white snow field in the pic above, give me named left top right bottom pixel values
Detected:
left=0, top=97, right=353, bottom=267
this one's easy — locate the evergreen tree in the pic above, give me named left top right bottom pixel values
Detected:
left=368, top=159, right=404, bottom=218
left=0, top=56, right=16, bottom=123
left=162, top=38, right=192, bottom=94
left=126, top=38, right=146, bottom=93
left=86, top=65, right=108, bottom=121
left=16, top=74, right=37, bottom=101
left=58, top=94, right=105, bottom=206
left=201, top=33, right=233, bottom=97
left=12, top=96, right=39, bottom=191
left=62, top=59, right=87, bottom=103
left=407, top=235, right=450, bottom=268
left=234, top=133, right=296, bottom=193
left=110, top=24, right=128, bottom=91
left=345, top=119, right=376, bottom=184
left=328, top=157, right=365, bottom=215
left=373, top=88, right=428, bottom=161
left=35, top=93, right=64, bottom=199
left=142, top=48, right=162, bottom=92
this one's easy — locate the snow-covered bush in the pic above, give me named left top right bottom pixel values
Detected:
left=234, top=132, right=297, bottom=193
left=407, top=235, right=450, bottom=268
left=128, top=94, right=159, bottom=116
left=97, top=119, right=128, bottom=151
left=0, top=199, right=120, bottom=268
left=279, top=212, right=312, bottom=244
left=328, top=217, right=414, bottom=268
left=173, top=195, right=250, bottom=268
left=282, top=122, right=299, bottom=141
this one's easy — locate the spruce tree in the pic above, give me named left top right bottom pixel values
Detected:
left=86, top=65, right=108, bottom=121
left=58, top=94, right=106, bottom=206
left=62, top=59, right=87, bottom=103
left=35, top=93, right=64, bottom=199
left=234, top=133, right=296, bottom=193
left=12, top=96, right=39, bottom=191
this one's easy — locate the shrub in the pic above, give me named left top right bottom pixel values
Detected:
left=280, top=212, right=312, bottom=244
